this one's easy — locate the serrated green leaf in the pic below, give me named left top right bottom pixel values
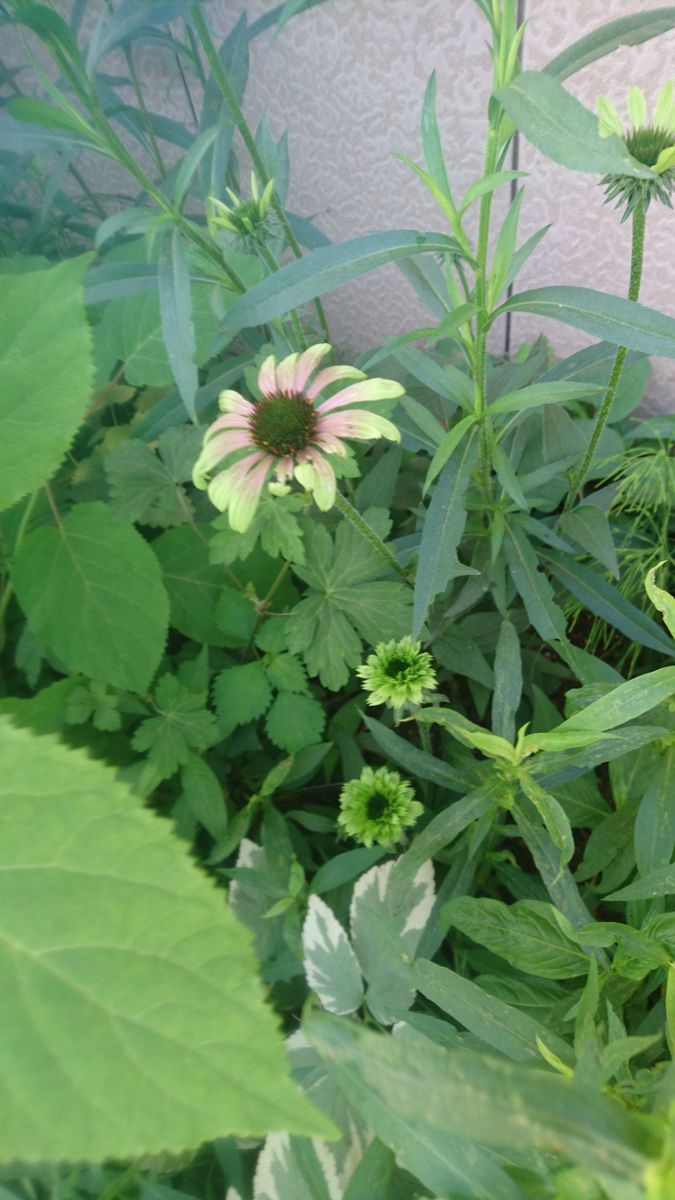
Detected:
left=213, top=662, right=273, bottom=736
left=12, top=503, right=168, bottom=693
left=265, top=692, right=325, bottom=753
left=0, top=256, right=94, bottom=513
left=216, top=586, right=257, bottom=648
left=0, top=719, right=333, bottom=1164
left=154, top=524, right=230, bottom=646
left=264, top=652, right=308, bottom=695
left=181, top=753, right=228, bottom=841
left=104, top=440, right=191, bottom=527
left=288, top=518, right=412, bottom=690
left=132, top=675, right=219, bottom=780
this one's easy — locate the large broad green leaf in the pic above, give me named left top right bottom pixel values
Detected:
left=544, top=9, right=675, bottom=81
left=495, top=72, right=653, bottom=176
left=0, top=256, right=94, bottom=513
left=0, top=719, right=332, bottom=1164
left=307, top=1016, right=655, bottom=1189
left=498, top=286, right=675, bottom=359
left=216, top=231, right=462, bottom=342
left=12, top=502, right=168, bottom=693
left=153, top=524, right=228, bottom=646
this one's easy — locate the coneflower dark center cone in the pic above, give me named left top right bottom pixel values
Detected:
left=365, top=792, right=390, bottom=821
left=384, top=656, right=413, bottom=678
left=251, top=392, right=317, bottom=457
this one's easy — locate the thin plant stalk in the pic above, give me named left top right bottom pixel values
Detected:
left=333, top=492, right=412, bottom=583
left=189, top=5, right=333, bottom=350
left=563, top=200, right=646, bottom=514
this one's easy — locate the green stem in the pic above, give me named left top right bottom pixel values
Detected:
left=123, top=43, right=167, bottom=180
left=563, top=201, right=646, bottom=514
left=257, top=242, right=307, bottom=350
left=189, top=5, right=333, bottom=349
left=473, top=125, right=500, bottom=498
left=333, top=492, right=412, bottom=583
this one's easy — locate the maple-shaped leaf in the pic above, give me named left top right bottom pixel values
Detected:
left=287, top=510, right=412, bottom=690
left=132, top=674, right=219, bottom=779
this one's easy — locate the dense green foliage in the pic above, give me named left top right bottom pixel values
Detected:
left=1, top=2, right=675, bottom=1198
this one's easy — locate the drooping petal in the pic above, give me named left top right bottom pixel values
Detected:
left=318, top=409, right=401, bottom=442
left=218, top=389, right=254, bottom=415
left=628, top=85, right=647, bottom=130
left=227, top=456, right=273, bottom=531
left=274, top=455, right=295, bottom=484
left=306, top=365, right=366, bottom=400
left=596, top=95, right=623, bottom=139
left=258, top=354, right=277, bottom=398
left=316, top=378, right=404, bottom=414
left=292, top=343, right=331, bottom=393
left=207, top=451, right=270, bottom=528
left=294, top=448, right=336, bottom=511
left=203, top=412, right=253, bottom=439
left=276, top=352, right=300, bottom=395
left=192, top=430, right=255, bottom=484
left=312, top=430, right=349, bottom=456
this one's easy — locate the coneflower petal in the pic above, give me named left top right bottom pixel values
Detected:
left=306, top=365, right=366, bottom=400
left=218, top=390, right=254, bottom=416
left=258, top=354, right=277, bottom=398
left=316, top=378, right=404, bottom=414
left=318, top=409, right=401, bottom=441
left=294, top=448, right=336, bottom=510
left=276, top=352, right=300, bottom=395
left=292, top=343, right=331, bottom=393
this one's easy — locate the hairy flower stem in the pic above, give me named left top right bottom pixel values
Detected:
left=256, top=242, right=308, bottom=351
left=333, top=492, right=411, bottom=583
left=563, top=201, right=646, bottom=514
left=189, top=6, right=333, bottom=352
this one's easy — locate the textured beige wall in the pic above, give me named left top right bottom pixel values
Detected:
left=20, top=1, right=675, bottom=406
left=228, top=0, right=675, bottom=408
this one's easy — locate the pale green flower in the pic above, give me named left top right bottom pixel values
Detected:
left=597, top=81, right=675, bottom=216
left=356, top=635, right=436, bottom=711
left=207, top=172, right=275, bottom=243
left=337, top=766, right=423, bottom=847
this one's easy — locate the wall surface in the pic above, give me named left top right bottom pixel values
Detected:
left=227, top=0, right=675, bottom=408
left=24, top=1, right=675, bottom=407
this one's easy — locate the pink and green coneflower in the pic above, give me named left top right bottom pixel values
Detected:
left=192, top=344, right=403, bottom=531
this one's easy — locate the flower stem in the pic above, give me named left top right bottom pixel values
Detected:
left=333, top=492, right=412, bottom=583
left=563, top=201, right=646, bottom=514
left=473, top=125, right=500, bottom=499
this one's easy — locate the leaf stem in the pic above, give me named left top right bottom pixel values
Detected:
left=562, top=200, right=646, bottom=514
left=333, top=491, right=412, bottom=583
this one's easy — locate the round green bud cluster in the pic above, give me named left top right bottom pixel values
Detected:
left=337, top=766, right=423, bottom=848
left=356, top=635, right=437, bottom=712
